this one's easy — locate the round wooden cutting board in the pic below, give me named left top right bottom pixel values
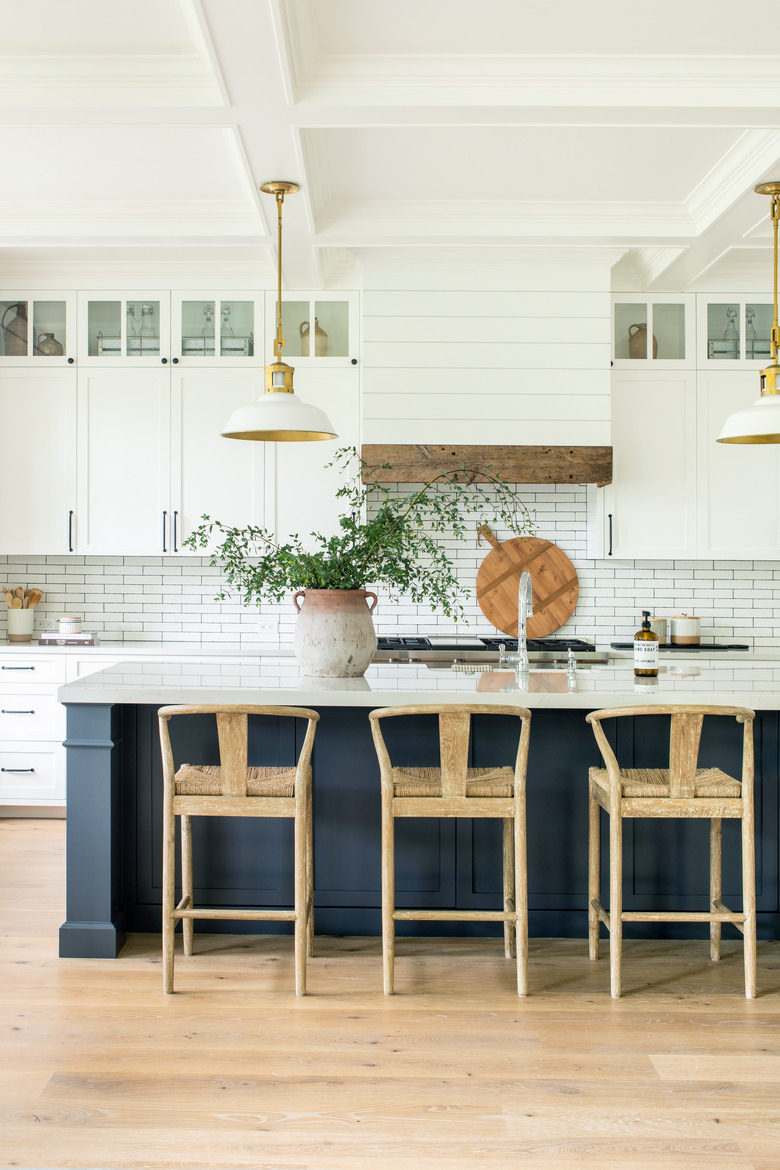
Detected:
left=475, top=525, right=579, bottom=638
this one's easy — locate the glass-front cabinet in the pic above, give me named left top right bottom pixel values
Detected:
left=698, top=296, right=774, bottom=364
left=265, top=292, right=358, bottom=365
left=612, top=295, right=694, bottom=368
left=78, top=293, right=170, bottom=366
left=0, top=292, right=76, bottom=364
left=172, top=294, right=261, bottom=365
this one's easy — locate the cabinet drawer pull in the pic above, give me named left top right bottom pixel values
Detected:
left=173, top=510, right=178, bottom=553
left=68, top=509, right=74, bottom=552
left=608, top=512, right=613, bottom=557
left=1, top=767, right=36, bottom=773
left=1, top=710, right=36, bottom=715
left=1, top=665, right=35, bottom=671
left=162, top=510, right=168, bottom=553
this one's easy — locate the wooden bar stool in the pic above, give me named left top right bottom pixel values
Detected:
left=587, top=703, right=756, bottom=999
left=369, top=703, right=532, bottom=996
left=158, top=704, right=318, bottom=996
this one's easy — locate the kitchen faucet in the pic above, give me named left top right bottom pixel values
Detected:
left=515, top=569, right=533, bottom=674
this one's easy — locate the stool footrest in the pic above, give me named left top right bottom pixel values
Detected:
left=394, top=910, right=517, bottom=922
left=173, top=907, right=297, bottom=922
left=621, top=909, right=745, bottom=924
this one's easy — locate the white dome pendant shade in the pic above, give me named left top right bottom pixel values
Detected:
left=718, top=181, right=780, bottom=444
left=221, top=180, right=337, bottom=443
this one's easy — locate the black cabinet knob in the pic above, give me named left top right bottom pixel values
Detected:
left=351, top=358, right=357, bottom=365
left=161, top=357, right=168, bottom=364
left=172, top=357, right=179, bottom=364
left=67, top=357, right=74, bottom=364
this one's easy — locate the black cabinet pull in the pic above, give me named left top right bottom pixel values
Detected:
left=162, top=510, right=168, bottom=553
left=161, top=357, right=168, bottom=364
left=1, top=767, right=35, bottom=773
left=68, top=509, right=74, bottom=552
left=172, top=357, right=179, bottom=364
left=350, top=358, right=357, bottom=365
left=608, top=512, right=613, bottom=556
left=173, top=510, right=178, bottom=553
left=1, top=710, right=36, bottom=715
left=67, top=357, right=74, bottom=364
left=1, top=665, right=35, bottom=671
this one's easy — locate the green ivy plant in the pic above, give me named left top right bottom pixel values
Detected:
left=184, top=447, right=535, bottom=621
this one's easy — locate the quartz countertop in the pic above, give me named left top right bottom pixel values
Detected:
left=56, top=655, right=780, bottom=710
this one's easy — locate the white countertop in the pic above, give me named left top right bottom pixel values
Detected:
left=56, top=655, right=780, bottom=710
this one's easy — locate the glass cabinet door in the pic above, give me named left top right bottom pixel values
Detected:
left=613, top=300, right=687, bottom=363
left=267, top=293, right=357, bottom=364
left=702, top=298, right=773, bottom=362
left=0, top=295, right=73, bottom=363
left=79, top=293, right=169, bottom=365
left=176, top=296, right=256, bottom=362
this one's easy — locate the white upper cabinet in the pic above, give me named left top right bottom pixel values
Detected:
left=0, top=293, right=76, bottom=366
left=697, top=295, right=775, bottom=366
left=612, top=295, right=695, bottom=370
left=76, top=367, right=172, bottom=556
left=0, top=368, right=77, bottom=555
left=605, top=370, right=698, bottom=560
left=172, top=294, right=263, bottom=366
left=171, top=368, right=270, bottom=551
left=78, top=292, right=171, bottom=368
left=696, top=371, right=780, bottom=558
left=265, top=292, right=359, bottom=368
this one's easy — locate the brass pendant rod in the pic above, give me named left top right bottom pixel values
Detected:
left=274, top=190, right=285, bottom=363
left=772, top=192, right=779, bottom=362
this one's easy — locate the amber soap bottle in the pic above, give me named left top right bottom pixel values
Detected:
left=634, top=609, right=659, bottom=677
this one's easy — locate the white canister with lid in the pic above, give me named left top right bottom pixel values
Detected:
left=58, top=616, right=82, bottom=635
left=669, top=614, right=700, bottom=645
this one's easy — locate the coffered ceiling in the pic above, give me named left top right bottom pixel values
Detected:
left=1, top=0, right=779, bottom=289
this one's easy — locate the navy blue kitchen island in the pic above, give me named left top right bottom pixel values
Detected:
left=57, top=657, right=780, bottom=958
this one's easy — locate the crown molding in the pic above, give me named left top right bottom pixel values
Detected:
left=686, top=129, right=780, bottom=232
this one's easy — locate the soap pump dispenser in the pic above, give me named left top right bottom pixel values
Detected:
left=634, top=609, right=659, bottom=677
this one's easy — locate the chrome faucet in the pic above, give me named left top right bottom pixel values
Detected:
left=515, top=570, right=533, bottom=674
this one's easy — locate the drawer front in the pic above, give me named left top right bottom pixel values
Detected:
left=0, top=746, right=63, bottom=801
left=0, top=692, right=64, bottom=740
left=0, top=656, right=67, bottom=685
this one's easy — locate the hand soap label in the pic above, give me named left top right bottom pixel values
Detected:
left=634, top=640, right=659, bottom=671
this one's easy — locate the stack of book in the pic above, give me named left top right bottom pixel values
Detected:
left=38, top=631, right=98, bottom=647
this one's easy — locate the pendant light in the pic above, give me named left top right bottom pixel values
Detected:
left=717, top=181, right=780, bottom=443
left=221, top=181, right=337, bottom=442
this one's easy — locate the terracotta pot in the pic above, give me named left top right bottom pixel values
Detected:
left=36, top=332, right=64, bottom=356
left=300, top=318, right=328, bottom=357
left=292, top=588, right=378, bottom=677
left=2, top=302, right=28, bottom=356
left=628, top=323, right=658, bottom=359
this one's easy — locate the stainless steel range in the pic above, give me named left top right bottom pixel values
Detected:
left=373, top=635, right=609, bottom=665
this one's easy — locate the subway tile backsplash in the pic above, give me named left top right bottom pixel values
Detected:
left=2, top=483, right=777, bottom=648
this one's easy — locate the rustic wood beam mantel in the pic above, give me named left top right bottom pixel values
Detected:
left=361, top=445, right=612, bottom=486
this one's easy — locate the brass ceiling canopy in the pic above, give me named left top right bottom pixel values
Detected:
left=718, top=181, right=780, bottom=443
left=220, top=180, right=337, bottom=443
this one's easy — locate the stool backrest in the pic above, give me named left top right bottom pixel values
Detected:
left=369, top=703, right=532, bottom=797
left=158, top=703, right=319, bottom=797
left=586, top=704, right=755, bottom=798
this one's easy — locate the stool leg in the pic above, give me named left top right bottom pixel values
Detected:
left=503, top=818, right=516, bottom=960
left=742, top=808, right=757, bottom=999
left=306, top=780, right=314, bottom=959
left=609, top=808, right=623, bottom=999
left=381, top=795, right=395, bottom=995
left=514, top=807, right=528, bottom=997
left=294, top=807, right=307, bottom=997
left=180, top=814, right=194, bottom=957
left=162, top=803, right=176, bottom=994
left=709, top=817, right=722, bottom=962
left=588, top=780, right=600, bottom=962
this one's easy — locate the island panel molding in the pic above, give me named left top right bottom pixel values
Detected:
left=361, top=445, right=613, bottom=485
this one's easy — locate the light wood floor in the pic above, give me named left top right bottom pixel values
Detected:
left=1, top=819, right=779, bottom=1170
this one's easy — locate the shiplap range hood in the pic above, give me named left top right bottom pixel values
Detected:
left=361, top=445, right=612, bottom=486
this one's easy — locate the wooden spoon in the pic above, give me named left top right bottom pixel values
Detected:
left=27, top=588, right=43, bottom=609
left=11, top=597, right=22, bottom=609
left=2, top=586, right=13, bottom=608
left=13, top=586, right=24, bottom=602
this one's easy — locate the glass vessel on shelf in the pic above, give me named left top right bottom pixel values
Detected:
left=137, top=303, right=159, bottom=355
left=707, top=303, right=740, bottom=359
left=745, top=303, right=772, bottom=360
left=723, top=306, right=739, bottom=358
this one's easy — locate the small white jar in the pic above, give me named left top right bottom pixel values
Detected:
left=669, top=614, right=700, bottom=645
left=58, top=616, right=82, bottom=635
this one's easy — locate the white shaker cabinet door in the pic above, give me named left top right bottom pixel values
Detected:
left=76, top=368, right=171, bottom=555
left=271, top=366, right=360, bottom=544
left=0, top=368, right=76, bottom=554
left=697, top=371, right=780, bottom=558
left=609, top=370, right=697, bottom=559
left=171, top=368, right=269, bottom=550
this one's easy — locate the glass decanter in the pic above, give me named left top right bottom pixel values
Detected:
left=746, top=307, right=758, bottom=360
left=723, top=306, right=739, bottom=359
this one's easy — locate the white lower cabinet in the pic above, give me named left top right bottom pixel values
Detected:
left=0, top=652, right=67, bottom=807
left=0, top=367, right=77, bottom=555
left=696, top=371, right=780, bottom=558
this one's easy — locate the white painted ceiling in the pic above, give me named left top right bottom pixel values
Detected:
left=1, top=0, right=779, bottom=289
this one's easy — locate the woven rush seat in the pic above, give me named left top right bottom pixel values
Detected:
left=174, top=763, right=299, bottom=797
left=392, top=765, right=515, bottom=798
left=591, top=766, right=741, bottom=800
